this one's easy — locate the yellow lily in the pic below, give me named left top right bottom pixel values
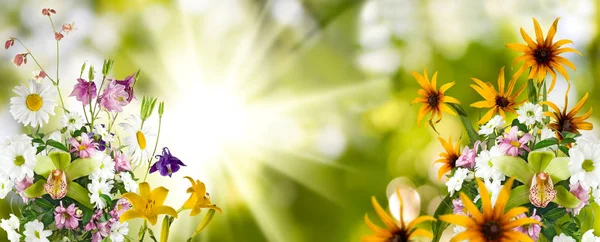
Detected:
left=120, top=182, right=178, bottom=225
left=182, top=176, right=221, bottom=216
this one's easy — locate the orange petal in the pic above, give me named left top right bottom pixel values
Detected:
left=532, top=18, right=545, bottom=44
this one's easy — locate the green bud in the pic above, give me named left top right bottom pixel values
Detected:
left=158, top=101, right=164, bottom=117
left=88, top=65, right=95, bottom=81
left=79, top=62, right=86, bottom=79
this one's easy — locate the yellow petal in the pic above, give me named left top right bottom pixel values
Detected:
left=532, top=18, right=544, bottom=44
left=407, top=216, right=436, bottom=232
left=554, top=56, right=577, bottom=70
left=439, top=81, right=455, bottom=93
left=452, top=230, right=482, bottom=242
left=567, top=92, right=589, bottom=116
left=476, top=179, right=493, bottom=220
left=551, top=39, right=574, bottom=50
left=520, top=28, right=537, bottom=48
left=155, top=205, right=179, bottom=219
left=502, top=207, right=529, bottom=223
left=460, top=193, right=484, bottom=223
left=121, top=192, right=144, bottom=208
left=494, top=177, right=515, bottom=219
left=438, top=214, right=476, bottom=228
left=408, top=228, right=433, bottom=240
left=470, top=100, right=493, bottom=108
left=139, top=182, right=151, bottom=199
left=503, top=217, right=542, bottom=230
left=120, top=209, right=144, bottom=223
left=364, top=214, right=393, bottom=237
left=554, top=47, right=582, bottom=56
left=497, top=67, right=506, bottom=96
left=441, top=96, right=460, bottom=104
left=506, top=43, right=529, bottom=52
left=151, top=186, right=170, bottom=205
left=478, top=107, right=498, bottom=124
left=545, top=18, right=560, bottom=46
left=371, top=196, right=399, bottom=232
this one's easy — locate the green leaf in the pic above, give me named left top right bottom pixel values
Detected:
left=558, top=146, right=570, bottom=156
left=533, top=138, right=559, bottom=150
left=553, top=186, right=581, bottom=208
left=34, top=198, right=54, bottom=209
left=542, top=208, right=566, bottom=222
left=64, top=158, right=99, bottom=181
left=100, top=194, right=113, bottom=208
left=48, top=151, right=71, bottom=170
left=36, top=146, right=45, bottom=155
left=540, top=218, right=557, bottom=241
left=32, top=138, right=45, bottom=144
left=492, top=156, right=535, bottom=185
left=527, top=78, right=537, bottom=103
left=506, top=185, right=530, bottom=209
left=195, top=209, right=217, bottom=233
left=81, top=206, right=93, bottom=225
left=24, top=180, right=47, bottom=198
left=46, top=140, right=69, bottom=152
left=41, top=210, right=54, bottom=227
left=447, top=103, right=478, bottom=145
left=528, top=151, right=555, bottom=173
left=544, top=157, right=570, bottom=183
left=66, top=181, right=93, bottom=210
left=431, top=195, right=453, bottom=242
left=34, top=155, right=56, bottom=178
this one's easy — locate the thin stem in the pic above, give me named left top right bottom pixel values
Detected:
left=13, top=38, right=55, bottom=83
left=143, top=116, right=162, bottom=182
left=108, top=113, right=119, bottom=133
left=47, top=16, right=68, bottom=112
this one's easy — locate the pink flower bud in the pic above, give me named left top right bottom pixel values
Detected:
left=4, top=38, right=14, bottom=50
left=13, top=53, right=25, bottom=67
left=42, top=8, right=56, bottom=16
left=54, top=32, right=64, bottom=41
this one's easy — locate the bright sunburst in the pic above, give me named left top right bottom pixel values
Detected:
left=126, top=2, right=385, bottom=241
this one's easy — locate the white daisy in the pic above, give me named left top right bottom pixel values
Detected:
left=0, top=214, right=21, bottom=242
left=582, top=229, right=600, bottom=242
left=592, top=186, right=600, bottom=205
left=118, top=172, right=137, bottom=193
left=0, top=175, right=14, bottom=199
left=94, top=124, right=114, bottom=143
left=568, top=140, right=600, bottom=190
left=516, top=102, right=543, bottom=126
left=87, top=178, right=114, bottom=209
left=61, top=111, right=84, bottom=132
left=0, top=134, right=33, bottom=149
left=553, top=233, right=576, bottom=242
left=0, top=142, right=37, bottom=181
left=475, top=146, right=506, bottom=181
left=90, top=152, right=115, bottom=181
left=446, top=168, right=473, bottom=196
left=119, top=115, right=155, bottom=167
left=109, top=221, right=129, bottom=242
left=478, top=115, right=505, bottom=136
left=23, top=219, right=51, bottom=242
left=10, top=80, right=58, bottom=127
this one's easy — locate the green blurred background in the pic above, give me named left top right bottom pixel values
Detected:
left=0, top=0, right=599, bottom=241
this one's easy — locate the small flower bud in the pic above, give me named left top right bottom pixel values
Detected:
left=42, top=8, right=56, bottom=16
left=13, top=53, right=26, bottom=67
left=54, top=32, right=64, bottom=41
left=4, top=38, right=14, bottom=50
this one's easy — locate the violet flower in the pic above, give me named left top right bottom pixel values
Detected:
left=456, top=141, right=480, bottom=169
left=69, top=78, right=97, bottom=106
left=498, top=126, right=532, bottom=156
left=98, top=81, right=129, bottom=112
left=514, top=209, right=541, bottom=241
left=150, top=147, right=186, bottom=177
left=69, top=133, right=98, bottom=158
left=54, top=201, right=81, bottom=230
left=114, top=74, right=135, bottom=103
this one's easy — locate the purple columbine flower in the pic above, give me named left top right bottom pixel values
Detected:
left=69, top=78, right=97, bottom=106
left=498, top=126, right=532, bottom=156
left=54, top=201, right=82, bottom=230
left=150, top=147, right=186, bottom=177
left=114, top=74, right=135, bottom=103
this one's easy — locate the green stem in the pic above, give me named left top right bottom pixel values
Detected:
left=143, top=116, right=163, bottom=182
left=527, top=78, right=537, bottom=103
left=447, top=103, right=478, bottom=145
left=13, top=38, right=55, bottom=83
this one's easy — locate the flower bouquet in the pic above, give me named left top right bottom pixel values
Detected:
left=363, top=18, right=599, bottom=242
left=0, top=8, right=220, bottom=242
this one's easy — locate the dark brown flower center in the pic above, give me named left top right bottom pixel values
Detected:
left=428, top=94, right=439, bottom=107
left=495, top=96, right=510, bottom=108
left=391, top=231, right=409, bottom=242
left=482, top=221, right=502, bottom=241
left=449, top=155, right=459, bottom=169
left=560, top=119, right=573, bottom=133
left=534, top=47, right=552, bottom=64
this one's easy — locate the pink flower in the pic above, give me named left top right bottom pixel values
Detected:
left=16, top=176, right=34, bottom=204
left=69, top=133, right=98, bottom=158
left=69, top=78, right=97, bottom=106
left=456, top=141, right=480, bottom=169
left=62, top=22, right=76, bottom=33
left=42, top=8, right=56, bottom=16
left=567, top=182, right=590, bottom=216
left=92, top=222, right=110, bottom=242
left=84, top=210, right=103, bottom=232
left=54, top=201, right=81, bottom=230
left=13, top=53, right=27, bottom=67
left=514, top=209, right=541, bottom=241
left=452, top=198, right=464, bottom=215
left=5, top=38, right=14, bottom=50
left=54, top=32, right=64, bottom=41
left=33, top=71, right=47, bottom=81
left=98, top=81, right=129, bottom=112
left=114, top=74, right=136, bottom=103
left=110, top=198, right=131, bottom=219
left=498, top=126, right=532, bottom=156
left=114, top=150, right=131, bottom=172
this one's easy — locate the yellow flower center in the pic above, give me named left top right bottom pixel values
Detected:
left=26, top=94, right=43, bottom=111
left=144, top=199, right=156, bottom=213
left=583, top=159, right=595, bottom=172
left=35, top=231, right=40, bottom=238
left=14, top=155, right=25, bottom=166
left=136, top=131, right=147, bottom=149
left=510, top=141, right=521, bottom=148
left=78, top=145, right=87, bottom=151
